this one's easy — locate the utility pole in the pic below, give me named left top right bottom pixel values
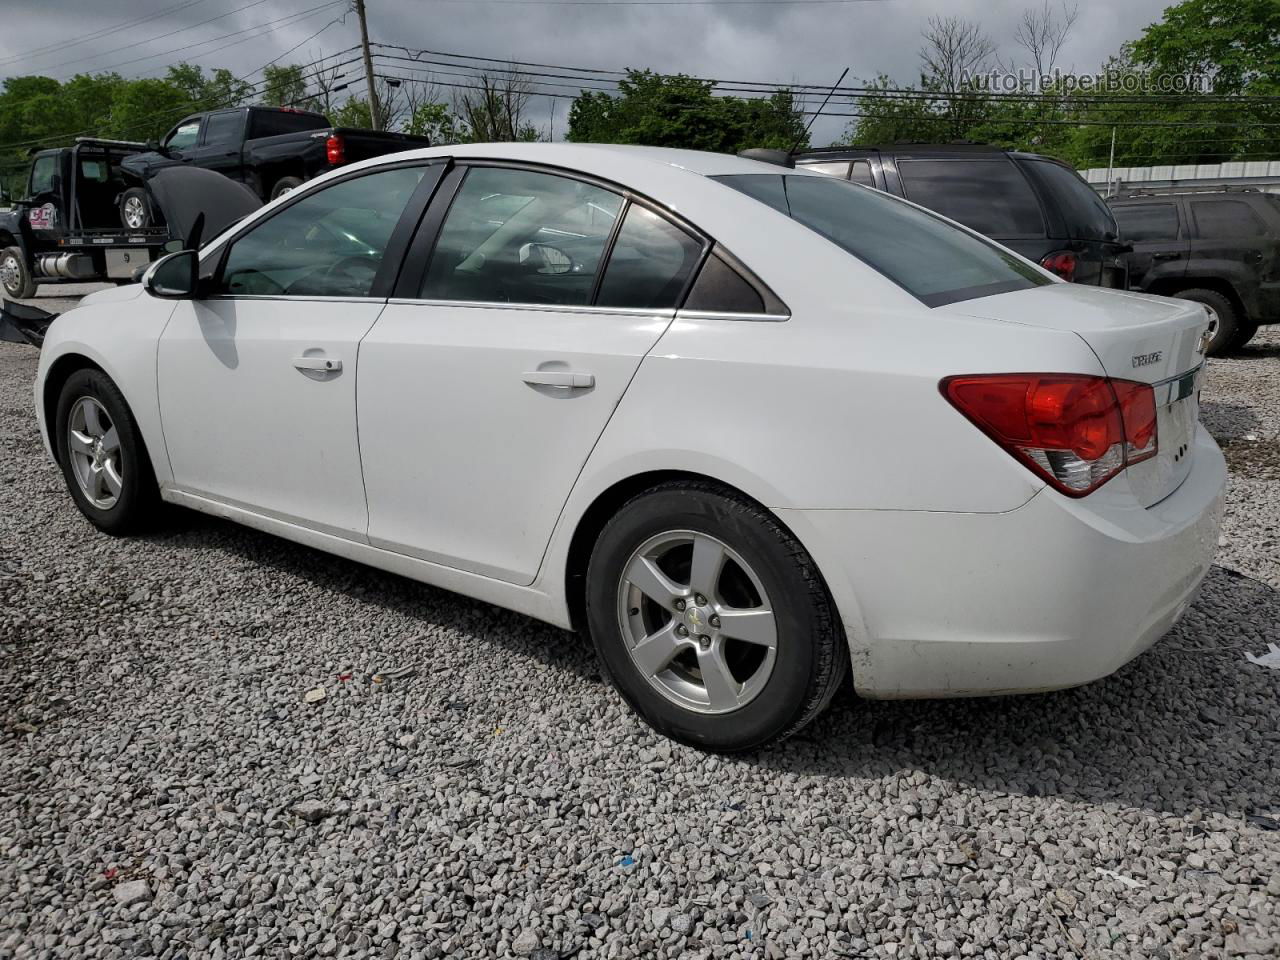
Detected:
left=354, top=0, right=381, bottom=131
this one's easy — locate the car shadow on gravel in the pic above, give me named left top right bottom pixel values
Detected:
left=758, top=565, right=1280, bottom=819
left=154, top=514, right=1279, bottom=819
left=1200, top=399, right=1266, bottom=442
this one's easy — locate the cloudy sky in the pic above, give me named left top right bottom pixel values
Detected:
left=1, top=0, right=1173, bottom=145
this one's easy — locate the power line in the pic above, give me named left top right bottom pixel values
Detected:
left=0, top=0, right=210, bottom=69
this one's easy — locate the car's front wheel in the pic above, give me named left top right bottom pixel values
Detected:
left=54, top=368, right=160, bottom=535
left=585, top=482, right=847, bottom=751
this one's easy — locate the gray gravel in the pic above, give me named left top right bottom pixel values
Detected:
left=2, top=290, right=1279, bottom=960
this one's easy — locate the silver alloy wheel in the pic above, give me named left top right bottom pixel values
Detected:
left=1203, top=304, right=1220, bottom=343
left=122, top=195, right=147, bottom=229
left=66, top=397, right=123, bottom=510
left=616, top=530, right=778, bottom=715
left=0, top=253, right=21, bottom=295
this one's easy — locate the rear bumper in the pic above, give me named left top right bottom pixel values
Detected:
left=781, top=426, right=1226, bottom=698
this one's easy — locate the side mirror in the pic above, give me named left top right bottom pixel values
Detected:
left=144, top=249, right=199, bottom=299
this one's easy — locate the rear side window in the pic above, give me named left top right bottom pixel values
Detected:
left=1192, top=200, right=1269, bottom=239
left=850, top=160, right=874, bottom=187
left=684, top=252, right=766, bottom=314
left=897, top=159, right=1045, bottom=237
left=248, top=110, right=330, bottom=139
left=1021, top=159, right=1117, bottom=241
left=596, top=204, right=703, bottom=309
left=1111, top=203, right=1179, bottom=242
left=715, top=173, right=1052, bottom=307
left=203, top=111, right=245, bottom=147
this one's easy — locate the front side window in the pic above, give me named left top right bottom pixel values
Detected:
left=28, top=155, right=56, bottom=196
left=421, top=167, right=623, bottom=306
left=1193, top=200, right=1269, bottom=239
left=897, top=159, right=1045, bottom=238
left=595, top=205, right=703, bottom=309
left=715, top=173, right=1052, bottom=307
left=218, top=166, right=426, bottom=298
left=1111, top=203, right=1179, bottom=242
left=165, top=120, right=201, bottom=151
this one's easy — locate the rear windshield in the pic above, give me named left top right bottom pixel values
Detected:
left=714, top=173, right=1052, bottom=307
left=896, top=158, right=1045, bottom=237
left=248, top=110, right=330, bottom=139
left=1020, top=158, right=1118, bottom=241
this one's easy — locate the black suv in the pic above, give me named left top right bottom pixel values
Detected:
left=794, top=145, right=1128, bottom=289
left=1108, top=190, right=1280, bottom=354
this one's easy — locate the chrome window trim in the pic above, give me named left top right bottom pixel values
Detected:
left=384, top=297, right=675, bottom=319
left=677, top=309, right=790, bottom=323
left=203, top=294, right=385, bottom=304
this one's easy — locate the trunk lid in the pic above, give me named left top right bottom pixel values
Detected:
left=940, top=282, right=1211, bottom=507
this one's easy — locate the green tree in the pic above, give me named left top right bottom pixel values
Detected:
left=407, top=101, right=460, bottom=144
left=261, top=64, right=309, bottom=108
left=1130, top=0, right=1280, bottom=96
left=567, top=70, right=806, bottom=152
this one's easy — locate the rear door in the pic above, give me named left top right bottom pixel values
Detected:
left=1187, top=198, right=1274, bottom=311
left=1110, top=200, right=1188, bottom=291
left=357, top=162, right=706, bottom=584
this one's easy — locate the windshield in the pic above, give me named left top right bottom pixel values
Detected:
left=714, top=173, right=1053, bottom=307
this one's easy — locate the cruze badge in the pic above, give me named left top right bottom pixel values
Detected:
left=1132, top=351, right=1163, bottom=369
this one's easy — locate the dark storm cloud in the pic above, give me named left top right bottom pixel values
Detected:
left=1, top=0, right=1171, bottom=145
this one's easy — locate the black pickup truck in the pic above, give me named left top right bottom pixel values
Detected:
left=116, top=105, right=431, bottom=227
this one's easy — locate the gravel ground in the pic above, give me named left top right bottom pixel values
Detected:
left=2, top=289, right=1278, bottom=960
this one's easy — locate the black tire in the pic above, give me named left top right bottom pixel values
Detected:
left=585, top=481, right=848, bottom=752
left=1231, top=320, right=1259, bottom=350
left=270, top=176, right=304, bottom=201
left=1174, top=288, right=1238, bottom=357
left=118, top=187, right=154, bottom=230
left=54, top=368, right=161, bottom=536
left=1, top=246, right=37, bottom=299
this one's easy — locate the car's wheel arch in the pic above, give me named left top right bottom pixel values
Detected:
left=1147, top=276, right=1248, bottom=321
left=559, top=467, right=872, bottom=683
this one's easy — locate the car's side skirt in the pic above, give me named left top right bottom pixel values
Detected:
left=162, top=488, right=573, bottom=631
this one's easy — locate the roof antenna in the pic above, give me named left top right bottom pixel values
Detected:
left=791, top=66, right=849, bottom=156
left=739, top=66, right=849, bottom=169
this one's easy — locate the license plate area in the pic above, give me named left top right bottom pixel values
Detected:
left=1127, top=364, right=1203, bottom=507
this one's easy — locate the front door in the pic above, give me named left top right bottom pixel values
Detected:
left=358, top=164, right=707, bottom=583
left=158, top=163, right=439, bottom=538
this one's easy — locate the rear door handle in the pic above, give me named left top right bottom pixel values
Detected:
left=294, top=356, right=342, bottom=372
left=522, top=370, right=594, bottom=389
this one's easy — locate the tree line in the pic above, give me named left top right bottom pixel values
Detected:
left=1, top=0, right=1274, bottom=197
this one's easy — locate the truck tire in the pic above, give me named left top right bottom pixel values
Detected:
left=1232, top=321, right=1259, bottom=350
left=118, top=187, right=154, bottom=230
left=1174, top=288, right=1238, bottom=357
left=271, top=176, right=304, bottom=201
left=0, top=246, right=37, bottom=299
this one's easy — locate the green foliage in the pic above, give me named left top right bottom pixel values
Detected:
left=406, top=102, right=460, bottom=144
left=330, top=96, right=375, bottom=129
left=839, top=0, right=1280, bottom=171
left=261, top=64, right=309, bottom=108
left=566, top=70, right=808, bottom=152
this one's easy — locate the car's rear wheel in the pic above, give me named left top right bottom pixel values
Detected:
left=55, top=369, right=160, bottom=535
left=1, top=246, right=36, bottom=299
left=585, top=481, right=847, bottom=751
left=1174, top=288, right=1238, bottom=356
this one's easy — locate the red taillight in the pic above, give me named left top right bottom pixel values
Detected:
left=326, top=134, right=345, bottom=165
left=941, top=373, right=1158, bottom=497
left=1040, top=251, right=1078, bottom=282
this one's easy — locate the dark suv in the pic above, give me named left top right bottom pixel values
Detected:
left=1108, top=190, right=1280, bottom=354
left=795, top=145, right=1128, bottom=289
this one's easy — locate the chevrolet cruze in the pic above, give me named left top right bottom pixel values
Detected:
left=35, top=144, right=1226, bottom=751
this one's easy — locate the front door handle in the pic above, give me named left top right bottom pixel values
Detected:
left=1152, top=252, right=1182, bottom=261
left=294, top=356, right=342, bottom=373
left=522, top=370, right=594, bottom=389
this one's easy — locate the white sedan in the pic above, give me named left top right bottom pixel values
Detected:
left=35, top=144, right=1225, bottom=751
